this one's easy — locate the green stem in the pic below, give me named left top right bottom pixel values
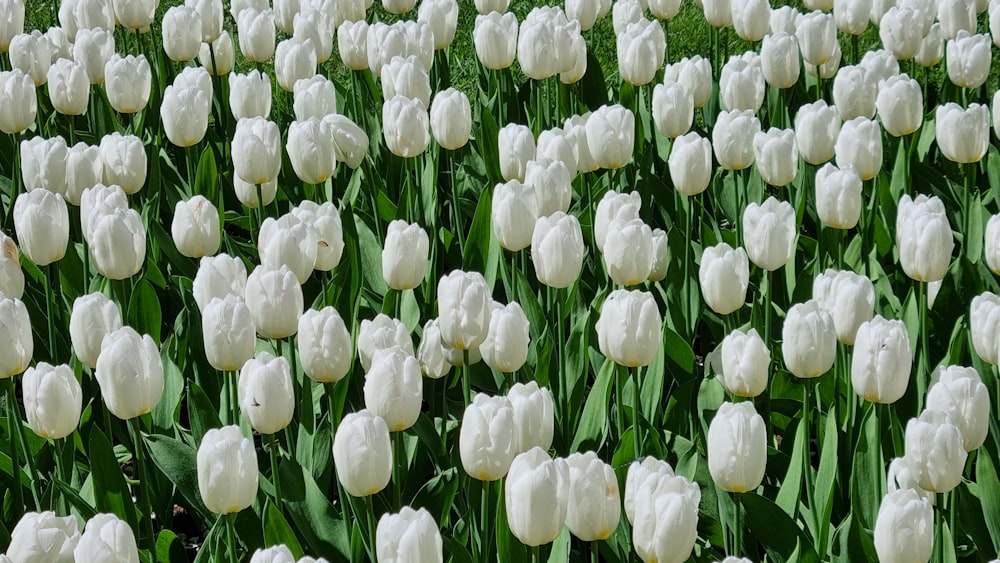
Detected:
left=918, top=281, right=929, bottom=411
left=231, top=370, right=240, bottom=428
left=130, top=418, right=156, bottom=561
left=268, top=433, right=282, bottom=505
left=364, top=494, right=378, bottom=561
left=591, top=541, right=599, bottom=563
left=450, top=151, right=465, bottom=256
left=935, top=492, right=945, bottom=563
left=45, top=264, right=57, bottom=363
left=5, top=379, right=27, bottom=511
left=480, top=480, right=491, bottom=563
left=965, top=162, right=975, bottom=261
left=615, top=364, right=626, bottom=448
left=393, top=431, right=404, bottom=509
left=532, top=545, right=541, bottom=563
left=226, top=512, right=237, bottom=562
left=683, top=194, right=694, bottom=339
left=802, top=382, right=816, bottom=525
left=632, top=366, right=641, bottom=457
left=463, top=349, right=472, bottom=406
left=734, top=492, right=743, bottom=557
left=763, top=270, right=773, bottom=344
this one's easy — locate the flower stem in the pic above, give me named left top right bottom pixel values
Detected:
left=480, top=480, right=491, bottom=563
left=918, top=281, right=929, bottom=411
left=393, top=431, right=404, bottom=509
left=130, top=418, right=156, bottom=561
left=365, top=494, right=378, bottom=561
left=268, top=432, right=282, bottom=505
left=226, top=512, right=237, bottom=562
left=632, top=366, right=641, bottom=457
left=733, top=492, right=743, bottom=557
left=463, top=349, right=472, bottom=406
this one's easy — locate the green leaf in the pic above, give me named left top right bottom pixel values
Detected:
left=464, top=185, right=500, bottom=288
left=775, top=418, right=805, bottom=516
left=850, top=404, right=883, bottom=532
left=663, top=324, right=695, bottom=373
left=571, top=358, right=614, bottom=452
left=263, top=500, right=305, bottom=559
left=152, top=351, right=184, bottom=432
left=187, top=382, right=222, bottom=445
left=145, top=434, right=212, bottom=526
left=742, top=493, right=821, bottom=563
left=278, top=459, right=351, bottom=560
left=976, top=443, right=1000, bottom=551
left=194, top=147, right=217, bottom=200
left=547, top=527, right=571, bottom=563
left=128, top=279, right=162, bottom=344
left=814, top=411, right=840, bottom=556
left=155, top=530, right=190, bottom=563
left=355, top=214, right=388, bottom=297
left=89, top=427, right=139, bottom=532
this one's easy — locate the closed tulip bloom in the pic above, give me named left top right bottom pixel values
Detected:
left=113, top=0, right=156, bottom=31
left=896, top=194, right=954, bottom=283
left=604, top=219, right=654, bottom=286
left=648, top=0, right=680, bottom=19
left=172, top=196, right=220, bottom=258
left=875, top=74, right=923, bottom=137
left=499, top=123, right=535, bottom=182
left=653, top=82, right=694, bottom=139
left=104, top=54, right=150, bottom=114
left=99, top=132, right=146, bottom=195
left=325, top=114, right=368, bottom=169
left=781, top=302, right=836, bottom=379
left=229, top=71, right=271, bottom=121
left=273, top=0, right=299, bottom=33
left=22, top=363, right=81, bottom=440
left=732, top=0, right=770, bottom=41
left=460, top=393, right=518, bottom=480
left=713, top=109, right=761, bottom=171
left=861, top=48, right=900, bottom=85
left=851, top=316, right=912, bottom=403
left=832, top=66, right=876, bottom=121
left=618, top=19, right=666, bottom=86
left=937, top=102, right=989, bottom=164
left=95, top=326, right=164, bottom=419
left=383, top=0, right=417, bottom=14
left=9, top=31, right=51, bottom=86
left=987, top=214, right=1000, bottom=275
left=518, top=10, right=580, bottom=80
left=235, top=175, right=278, bottom=209
left=536, top=127, right=578, bottom=173
left=438, top=270, right=492, bottom=350
left=291, top=201, right=344, bottom=271
left=293, top=10, right=333, bottom=65
left=383, top=95, right=430, bottom=158
left=202, top=295, right=255, bottom=372
left=796, top=10, right=837, bottom=66
left=257, top=215, right=317, bottom=284
left=873, top=489, right=933, bottom=563
left=333, top=410, right=392, bottom=496
left=761, top=32, right=800, bottom=88
left=382, top=220, right=429, bottom=290
left=376, top=507, right=443, bottom=563
left=668, top=132, right=712, bottom=196
left=5, top=512, right=79, bottom=562
left=73, top=513, right=139, bottom=563
left=703, top=0, right=733, bottom=27
left=0, top=69, right=36, bottom=134
left=879, top=6, right=924, bottom=60
left=364, top=346, right=422, bottom=432
left=65, top=142, right=103, bottom=206
left=835, top=117, right=882, bottom=181
left=624, top=458, right=684, bottom=523
left=834, top=0, right=870, bottom=34
left=632, top=489, right=699, bottom=563
left=186, top=0, right=223, bottom=42
left=586, top=104, right=634, bottom=169
left=359, top=314, right=414, bottom=372
left=904, top=409, right=967, bottom=492
left=338, top=21, right=369, bottom=70
left=239, top=352, right=294, bottom=434
left=753, top=128, right=797, bottom=187
left=708, top=401, right=766, bottom=492
left=297, top=307, right=352, bottom=383
left=971, top=292, right=1000, bottom=364
left=719, top=329, right=769, bottom=397
left=81, top=183, right=127, bottom=242
left=193, top=254, right=247, bottom=312
left=235, top=8, right=275, bottom=64
left=505, top=447, right=570, bottom=546
left=291, top=76, right=336, bottom=122
left=275, top=37, right=317, bottom=92
left=287, top=118, right=336, bottom=185
left=198, top=425, right=258, bottom=514
left=939, top=0, right=976, bottom=39
left=613, top=0, right=643, bottom=35
left=0, top=232, right=23, bottom=300
left=418, top=0, right=459, bottom=49
left=47, top=58, right=89, bottom=115
left=73, top=28, right=115, bottom=84
left=886, top=456, right=933, bottom=500
left=366, top=23, right=407, bottom=77
left=244, top=265, right=304, bottom=339
left=0, top=0, right=24, bottom=52
left=430, top=88, right=472, bottom=150
left=532, top=212, right=585, bottom=288
left=565, top=452, right=620, bottom=541
left=233, top=116, right=282, bottom=185
left=69, top=293, right=121, bottom=371
left=815, top=163, right=862, bottom=229
left=508, top=382, right=554, bottom=453
left=663, top=56, right=713, bottom=108
left=947, top=31, right=990, bottom=88
left=567, top=0, right=602, bottom=30
left=162, top=6, right=201, bottom=61
left=161, top=85, right=211, bottom=147
left=596, top=289, right=662, bottom=367
left=647, top=229, right=669, bottom=282
left=743, top=197, right=795, bottom=270
left=926, top=365, right=990, bottom=451
left=812, top=268, right=873, bottom=344
left=526, top=158, right=572, bottom=216
left=795, top=100, right=841, bottom=165
left=480, top=302, right=530, bottom=372
left=14, top=190, right=69, bottom=266
left=89, top=207, right=146, bottom=279
left=417, top=319, right=453, bottom=379
left=20, top=136, right=68, bottom=196
left=769, top=6, right=799, bottom=34
left=699, top=243, right=749, bottom=315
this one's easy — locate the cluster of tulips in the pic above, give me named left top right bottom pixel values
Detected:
left=3, top=0, right=1000, bottom=561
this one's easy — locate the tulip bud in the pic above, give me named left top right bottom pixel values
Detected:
left=904, top=409, right=968, bottom=492
left=526, top=158, right=572, bottom=217
left=743, top=197, right=796, bottom=271
left=564, top=452, right=620, bottom=541
left=480, top=302, right=530, bottom=372
left=417, top=319, right=454, bottom=379
left=567, top=0, right=602, bottom=30
left=713, top=109, right=761, bottom=171
left=708, top=401, right=767, bottom=492
left=604, top=219, right=654, bottom=286
left=325, top=114, right=368, bottom=169
left=382, top=220, right=430, bottom=290
left=0, top=69, right=36, bottom=134
left=273, top=0, right=300, bottom=33
left=105, top=54, right=151, bottom=114
left=597, top=289, right=662, bottom=367
left=886, top=456, right=932, bottom=501
left=586, top=104, right=634, bottom=169
left=430, top=88, right=472, bottom=150
left=437, top=270, right=492, bottom=350
left=333, top=410, right=393, bottom=496
left=47, top=58, right=89, bottom=115
left=73, top=28, right=115, bottom=84
left=505, top=447, right=570, bottom=546
left=338, top=20, right=369, bottom=70
left=161, top=85, right=211, bottom=147
left=699, top=243, right=750, bottom=315
left=812, top=269, right=874, bottom=344
left=418, top=0, right=459, bottom=49
left=972, top=292, right=1000, bottom=364
left=719, top=329, right=769, bottom=397
left=99, top=133, right=146, bottom=195
left=663, top=56, right=713, bottom=108
left=834, top=117, right=882, bottom=181
left=834, top=0, right=870, bottom=35
left=850, top=316, right=912, bottom=403
left=926, top=365, right=990, bottom=451
left=875, top=74, right=923, bottom=137
left=89, top=207, right=147, bottom=280
left=297, top=307, right=352, bottom=383
left=643, top=229, right=668, bottom=283
left=879, top=6, right=924, bottom=61
left=202, top=295, right=255, bottom=373
left=198, top=425, right=259, bottom=513
left=81, top=183, right=127, bottom=242
left=245, top=265, right=303, bottom=339
left=632, top=490, right=699, bottom=563
left=9, top=31, right=52, bottom=86
left=594, top=190, right=641, bottom=252
left=357, top=315, right=413, bottom=374
left=653, top=82, right=694, bottom=140
left=289, top=76, right=334, bottom=123
left=536, top=127, right=578, bottom=173
left=832, top=65, right=876, bottom=121
left=499, top=124, right=536, bottom=182
left=769, top=6, right=799, bottom=35
left=618, top=19, right=666, bottom=86
left=625, top=457, right=677, bottom=523
left=758, top=33, right=800, bottom=89
left=376, top=507, right=444, bottom=563
left=814, top=163, right=862, bottom=230
left=720, top=53, right=764, bottom=113
left=294, top=11, right=332, bottom=65
left=873, top=489, right=933, bottom=563
left=667, top=132, right=712, bottom=196
left=518, top=9, right=581, bottom=80
left=532, top=212, right=586, bottom=289
left=703, top=0, right=733, bottom=27
left=193, top=254, right=247, bottom=313
left=239, top=351, right=294, bottom=434
left=0, top=0, right=24, bottom=52
left=172, top=196, right=221, bottom=259
left=987, top=214, right=1000, bottom=275
left=753, top=128, right=797, bottom=187
left=74, top=513, right=139, bottom=563
left=896, top=194, right=954, bottom=283
left=162, top=6, right=202, bottom=62
left=613, top=0, right=643, bottom=35
left=915, top=22, right=945, bottom=67
left=383, top=95, right=430, bottom=158
left=96, top=326, right=164, bottom=419
left=275, top=37, right=317, bottom=92
left=732, top=0, right=769, bottom=41
left=233, top=116, right=282, bottom=185
left=946, top=31, right=990, bottom=88
left=70, top=293, right=122, bottom=370
left=508, top=382, right=554, bottom=453
left=0, top=233, right=23, bottom=301
left=782, top=300, right=837, bottom=378
left=20, top=135, right=68, bottom=196
left=22, top=362, right=81, bottom=440
left=235, top=7, right=278, bottom=65
left=796, top=10, right=838, bottom=66
left=249, top=545, right=296, bottom=563
left=364, top=346, right=422, bottom=432
left=460, top=393, right=518, bottom=480
left=289, top=201, right=343, bottom=272
left=936, top=102, right=989, bottom=164
left=286, top=118, right=337, bottom=185
left=14, top=189, right=69, bottom=267
left=382, top=56, right=431, bottom=107
left=5, top=512, right=80, bottom=561
left=795, top=100, right=841, bottom=165
left=64, top=142, right=103, bottom=206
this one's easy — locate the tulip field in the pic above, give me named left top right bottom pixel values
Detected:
left=6, top=0, right=1000, bottom=561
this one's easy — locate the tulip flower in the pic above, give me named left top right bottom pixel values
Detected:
left=667, top=132, right=712, bottom=196
left=916, top=22, right=945, bottom=67
left=417, top=319, right=455, bottom=379
left=474, top=12, right=519, bottom=70
left=971, top=292, right=1000, bottom=364
left=653, top=82, right=694, bottom=140
left=0, top=296, right=31, bottom=379
left=193, top=254, right=248, bottom=312
left=172, top=196, right=221, bottom=259
left=713, top=109, right=761, bottom=171
left=565, top=452, right=621, bottom=541
left=382, top=55, right=432, bottom=107
left=430, top=88, right=472, bottom=150
left=873, top=489, right=933, bottom=563
left=834, top=117, right=882, bottom=181
left=719, top=328, right=770, bottom=398
left=936, top=102, right=989, bottom=164
left=647, top=229, right=669, bottom=282
left=273, top=0, right=300, bottom=33
left=233, top=116, right=282, bottom=185
left=703, top=0, right=733, bottom=27
left=536, top=127, right=577, bottom=173
left=293, top=10, right=333, bottom=65
left=236, top=8, right=275, bottom=64
left=74, top=513, right=139, bottom=563
left=297, top=307, right=352, bottom=383
left=202, top=295, right=256, bottom=373
left=663, top=56, right=713, bottom=108
left=518, top=9, right=580, bottom=80
left=375, top=507, right=443, bottom=563
left=531, top=212, right=585, bottom=289
left=926, top=365, right=990, bottom=451
left=383, top=95, right=430, bottom=158
left=418, top=0, right=459, bottom=49
left=239, top=352, right=294, bottom=434
left=618, top=19, right=666, bottom=86
left=586, top=104, right=635, bottom=169
left=896, top=194, right=954, bottom=283
left=275, top=37, right=317, bottom=91
left=720, top=53, right=764, bottom=113
left=0, top=69, right=36, bottom=134
left=325, top=114, right=369, bottom=170
left=815, top=163, right=862, bottom=230
left=604, top=219, right=654, bottom=286
left=20, top=135, right=68, bottom=196
left=358, top=314, right=414, bottom=373
left=162, top=6, right=202, bottom=62
left=498, top=124, right=536, bottom=183
left=632, top=489, right=699, bottom=563
left=769, top=6, right=798, bottom=35
left=5, top=512, right=80, bottom=561
left=480, top=302, right=530, bottom=373
left=946, top=31, right=990, bottom=88
left=760, top=32, right=800, bottom=88
left=245, top=265, right=303, bottom=339
left=99, top=132, right=147, bottom=195
left=287, top=118, right=336, bottom=185
left=505, top=447, right=570, bottom=546
left=14, top=188, right=69, bottom=267
left=782, top=300, right=837, bottom=379
left=732, top=0, right=769, bottom=41
left=613, top=0, right=643, bottom=35
left=296, top=74, right=335, bottom=115
left=812, top=269, right=874, bottom=344
left=22, top=363, right=81, bottom=440
left=743, top=197, right=796, bottom=271
left=81, top=183, right=128, bottom=241
left=526, top=159, right=572, bottom=216
left=382, top=220, right=430, bottom=290
left=699, top=243, right=750, bottom=315
left=594, top=191, right=642, bottom=252
left=438, top=270, right=492, bottom=351
left=939, top=0, right=976, bottom=40
left=875, top=74, right=923, bottom=137
left=753, top=128, right=797, bottom=187
left=708, top=401, right=767, bottom=492
left=832, top=65, right=876, bottom=121
left=851, top=316, right=912, bottom=403
left=73, top=28, right=115, bottom=84
left=290, top=201, right=344, bottom=272
left=9, top=31, right=51, bottom=86
left=95, top=327, right=164, bottom=420
left=596, top=289, right=662, bottom=367
left=624, top=458, right=679, bottom=522
left=879, top=6, right=924, bottom=60
left=333, top=410, right=393, bottom=496
left=364, top=346, right=422, bottom=432
left=338, top=20, right=369, bottom=70
left=460, top=393, right=518, bottom=480
left=197, top=425, right=259, bottom=514
left=794, top=100, right=841, bottom=165
left=796, top=10, right=838, bottom=66
left=0, top=0, right=24, bottom=52
left=0, top=232, right=23, bottom=300
left=508, top=382, right=555, bottom=453
left=161, top=85, right=211, bottom=147
left=904, top=409, right=967, bottom=492
left=885, top=457, right=932, bottom=501
left=987, top=214, right=1000, bottom=275
left=366, top=23, right=408, bottom=78
left=69, top=293, right=122, bottom=370
left=104, top=54, right=151, bottom=114
left=65, top=142, right=104, bottom=206
left=47, top=58, right=89, bottom=115
left=834, top=0, right=870, bottom=35
left=89, top=207, right=147, bottom=280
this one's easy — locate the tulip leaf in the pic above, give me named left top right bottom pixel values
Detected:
left=495, top=484, right=527, bottom=563
left=849, top=405, right=882, bottom=532
left=51, top=477, right=98, bottom=521
left=155, top=530, right=190, bottom=563
left=277, top=459, right=351, bottom=560
left=152, top=350, right=185, bottom=432
left=127, top=279, right=162, bottom=344
left=663, top=324, right=695, bottom=374
left=145, top=434, right=212, bottom=527
left=967, top=191, right=984, bottom=265
left=814, top=411, right=839, bottom=556
left=463, top=185, right=500, bottom=289
left=547, top=527, right=571, bottom=563
left=975, top=444, right=1000, bottom=551
left=263, top=500, right=305, bottom=559
left=355, top=214, right=388, bottom=298
left=579, top=51, right=609, bottom=110
left=775, top=417, right=805, bottom=517
left=194, top=146, right=217, bottom=200
left=571, top=358, right=614, bottom=452
left=89, top=427, right=140, bottom=533
left=186, top=383, right=222, bottom=446
left=742, top=493, right=820, bottom=563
